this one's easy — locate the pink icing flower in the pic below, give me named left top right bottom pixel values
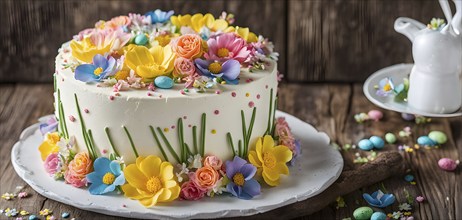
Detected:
left=173, top=57, right=196, bottom=78
left=180, top=180, right=206, bottom=201
left=106, top=16, right=131, bottom=29
left=44, top=153, right=60, bottom=175
left=89, top=28, right=131, bottom=53
left=189, top=166, right=219, bottom=191
left=275, top=117, right=297, bottom=154
left=203, top=155, right=223, bottom=170
left=205, top=33, right=250, bottom=63
left=64, top=152, right=93, bottom=188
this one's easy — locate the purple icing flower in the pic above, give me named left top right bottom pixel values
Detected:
left=39, top=115, right=58, bottom=135
left=145, top=9, right=174, bottom=24
left=195, top=59, right=241, bottom=84
left=225, top=156, right=260, bottom=200
left=363, top=190, right=395, bottom=208
left=74, top=54, right=116, bottom=82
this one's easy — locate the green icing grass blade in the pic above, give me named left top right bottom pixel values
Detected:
left=74, top=93, right=94, bottom=159
left=200, top=113, right=206, bottom=156
left=104, top=127, right=120, bottom=157
left=245, top=107, right=257, bottom=157
left=266, top=88, right=273, bottom=135
left=156, top=127, right=180, bottom=163
left=227, top=132, right=236, bottom=157
left=192, top=126, right=198, bottom=155
left=123, top=126, right=138, bottom=158
left=149, top=125, right=168, bottom=161
left=177, top=118, right=185, bottom=163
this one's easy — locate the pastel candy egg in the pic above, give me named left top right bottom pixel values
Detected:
left=134, top=34, right=149, bottom=45
left=358, top=139, right=374, bottom=150
left=368, top=110, right=383, bottom=121
left=154, top=76, right=174, bottom=89
left=353, top=207, right=373, bottom=220
left=438, top=158, right=458, bottom=171
left=401, top=113, right=415, bottom=121
left=369, top=136, right=385, bottom=149
left=29, top=215, right=38, bottom=220
left=385, top=133, right=397, bottom=144
left=62, top=212, right=70, bottom=218
left=417, top=136, right=436, bottom=146
left=428, top=131, right=447, bottom=144
left=404, top=174, right=414, bottom=182
left=371, top=212, right=387, bottom=220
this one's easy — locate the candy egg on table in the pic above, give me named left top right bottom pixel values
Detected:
left=369, top=136, right=385, bottom=149
left=438, top=158, right=458, bottom=171
left=353, top=207, right=374, bottom=220
left=417, top=136, right=436, bottom=146
left=401, top=113, right=415, bottom=121
left=358, top=139, right=374, bottom=150
left=371, top=212, right=387, bottom=220
left=428, top=131, right=447, bottom=144
left=385, top=133, right=397, bottom=144
left=368, top=110, right=383, bottom=121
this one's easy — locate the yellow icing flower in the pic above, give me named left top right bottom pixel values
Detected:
left=171, top=13, right=229, bottom=32
left=124, top=45, right=175, bottom=81
left=38, top=132, right=60, bottom=161
left=70, top=37, right=111, bottom=63
left=121, top=155, right=180, bottom=207
left=248, top=135, right=292, bottom=186
left=225, top=26, right=258, bottom=43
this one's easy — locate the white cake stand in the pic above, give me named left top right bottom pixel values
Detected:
left=11, top=111, right=343, bottom=219
left=363, top=63, right=462, bottom=117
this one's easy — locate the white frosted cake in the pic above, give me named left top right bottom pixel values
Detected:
left=38, top=10, right=301, bottom=207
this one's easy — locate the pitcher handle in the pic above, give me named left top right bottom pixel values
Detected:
left=394, top=17, right=426, bottom=42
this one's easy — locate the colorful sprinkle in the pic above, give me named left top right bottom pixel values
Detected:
left=102, top=149, right=108, bottom=154
left=231, top=92, right=236, bottom=97
left=180, top=90, right=186, bottom=95
left=265, top=85, right=268, bottom=89
left=256, top=94, right=260, bottom=99
left=39, top=209, right=52, bottom=216
left=248, top=101, right=255, bottom=108
left=84, top=108, right=89, bottom=113
left=245, top=93, right=250, bottom=97
left=171, top=125, right=176, bottom=129
left=211, top=129, right=217, bottom=134
left=164, top=128, right=169, bottom=132
left=416, top=196, right=425, bottom=203
left=122, top=204, right=127, bottom=208
left=18, top=192, right=28, bottom=198
left=183, top=116, right=187, bottom=119
left=68, top=115, right=76, bottom=122
left=215, top=90, right=221, bottom=94
left=147, top=92, right=152, bottom=96
left=188, top=124, right=192, bottom=128
left=20, top=210, right=29, bottom=216
left=214, top=110, right=219, bottom=115
left=109, top=95, right=115, bottom=101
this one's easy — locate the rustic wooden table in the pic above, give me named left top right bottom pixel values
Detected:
left=0, top=83, right=460, bottom=220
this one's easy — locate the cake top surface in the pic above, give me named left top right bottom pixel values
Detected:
left=59, top=10, right=280, bottom=97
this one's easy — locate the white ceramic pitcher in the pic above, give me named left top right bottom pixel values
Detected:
left=394, top=17, right=462, bottom=114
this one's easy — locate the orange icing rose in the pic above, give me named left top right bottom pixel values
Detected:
left=64, top=152, right=93, bottom=188
left=171, top=34, right=204, bottom=59
left=106, top=16, right=131, bottom=29
left=194, top=166, right=219, bottom=190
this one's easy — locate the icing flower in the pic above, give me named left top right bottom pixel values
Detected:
left=171, top=34, right=204, bottom=59
left=225, top=156, right=261, bottom=200
left=125, top=45, right=175, bottom=81
left=248, top=135, right=292, bottom=186
left=86, top=157, right=125, bottom=195
left=203, top=155, right=223, bottom=170
left=64, top=152, right=93, bottom=188
left=171, top=13, right=228, bottom=33
left=195, top=59, right=240, bottom=84
left=173, top=57, right=196, bottom=78
left=191, top=165, right=219, bottom=190
left=376, top=77, right=395, bottom=97
left=274, top=117, right=297, bottom=155
left=205, top=33, right=250, bottom=63
left=44, top=153, right=61, bottom=175
left=38, top=132, right=60, bottom=161
left=363, top=190, right=396, bottom=208
left=145, top=9, right=174, bottom=24
left=180, top=180, right=206, bottom=201
left=121, top=155, right=180, bottom=207
left=225, top=26, right=258, bottom=43
left=74, top=54, right=116, bottom=82
left=39, top=116, right=58, bottom=135
left=105, top=16, right=131, bottom=30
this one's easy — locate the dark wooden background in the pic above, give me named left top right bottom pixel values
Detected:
left=0, top=0, right=446, bottom=83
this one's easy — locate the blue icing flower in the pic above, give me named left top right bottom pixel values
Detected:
left=86, top=157, right=125, bottom=195
left=145, top=9, right=174, bottom=24
left=363, top=190, right=395, bottom=208
left=74, top=54, right=116, bottom=82
left=195, top=59, right=241, bottom=85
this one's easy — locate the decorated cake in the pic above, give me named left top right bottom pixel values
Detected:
left=38, top=10, right=301, bottom=207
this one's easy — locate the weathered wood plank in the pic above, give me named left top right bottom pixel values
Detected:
left=287, top=0, right=445, bottom=82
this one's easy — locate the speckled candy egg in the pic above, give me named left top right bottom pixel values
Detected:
left=438, top=158, right=458, bottom=171
left=428, top=131, right=447, bottom=144
left=371, top=212, right=387, bottom=220
left=154, top=76, right=174, bottom=89
left=358, top=139, right=374, bottom=151
left=401, top=113, right=415, bottom=121
left=369, top=136, right=385, bottom=149
left=368, top=110, right=383, bottom=121
left=385, top=133, right=397, bottom=144
left=417, top=136, right=436, bottom=146
left=353, top=207, right=373, bottom=220
left=134, top=34, right=149, bottom=45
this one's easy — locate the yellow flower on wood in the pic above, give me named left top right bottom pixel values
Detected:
left=248, top=135, right=292, bottom=186
left=38, top=132, right=60, bottom=161
left=121, top=155, right=180, bottom=207
left=124, top=45, right=175, bottom=81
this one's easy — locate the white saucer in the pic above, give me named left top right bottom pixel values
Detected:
left=363, top=63, right=462, bottom=117
left=11, top=111, right=343, bottom=220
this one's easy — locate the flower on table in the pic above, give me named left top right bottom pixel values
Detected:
left=145, top=9, right=174, bottom=24
left=1, top=193, right=16, bottom=200
left=171, top=34, right=204, bottom=59
left=122, top=155, right=180, bottom=207
left=205, top=33, right=250, bottom=63
left=195, top=59, right=240, bottom=84
left=74, top=54, right=116, bottom=82
left=4, top=208, right=18, bottom=217
left=86, top=157, right=125, bottom=195
left=64, top=152, right=93, bottom=188
left=180, top=180, right=206, bottom=200
left=39, top=116, right=58, bottom=135
left=124, top=45, right=175, bottom=81
left=363, top=190, right=395, bottom=208
left=399, top=202, right=412, bottom=211
left=38, top=132, right=60, bottom=161
left=248, top=135, right=292, bottom=186
left=225, top=156, right=260, bottom=200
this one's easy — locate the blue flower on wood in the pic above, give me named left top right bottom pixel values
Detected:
left=74, top=54, right=116, bottom=82
left=363, top=190, right=395, bottom=208
left=145, top=9, right=174, bottom=24
left=225, top=156, right=261, bottom=200
left=195, top=59, right=241, bottom=84
left=86, top=157, right=125, bottom=195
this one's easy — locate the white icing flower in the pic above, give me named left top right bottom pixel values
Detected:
left=187, top=154, right=203, bottom=169
left=175, top=163, right=189, bottom=182
left=207, top=177, right=226, bottom=196
left=115, top=156, right=125, bottom=165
